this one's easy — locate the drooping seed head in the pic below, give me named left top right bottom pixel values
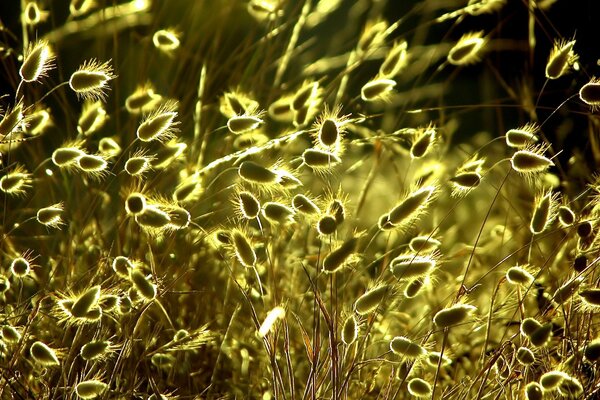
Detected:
left=0, top=102, right=24, bottom=138
left=433, top=304, right=476, bottom=329
left=262, top=201, right=295, bottom=224
left=407, top=378, right=432, bottom=398
left=302, top=148, right=342, bottom=170
left=76, top=154, right=109, bottom=179
left=71, top=285, right=101, bottom=318
left=80, top=340, right=111, bottom=361
left=69, top=59, right=115, bottom=101
left=379, top=40, right=408, bottom=78
left=77, top=100, right=106, bottom=136
left=1, top=325, right=21, bottom=343
left=540, top=370, right=569, bottom=391
left=506, top=266, right=534, bottom=286
left=354, top=285, right=388, bottom=315
left=361, top=78, right=396, bottom=102
left=52, top=145, right=85, bottom=168
left=75, top=380, right=108, bottom=399
left=125, top=192, right=147, bottom=215
left=0, top=165, right=32, bottom=196
left=409, top=235, right=441, bottom=253
left=134, top=205, right=171, bottom=231
left=125, top=83, right=162, bottom=114
left=390, top=253, right=437, bottom=281
left=317, top=215, right=337, bottom=236
left=238, top=161, right=279, bottom=185
left=125, top=155, right=153, bottom=176
left=30, top=341, right=60, bottom=366
left=341, top=315, right=359, bottom=345
left=506, top=123, right=539, bottom=148
left=447, top=31, right=486, bottom=65
left=404, top=277, right=426, bottom=298
left=231, top=229, right=256, bottom=267
left=389, top=336, right=426, bottom=358
left=10, top=257, right=31, bottom=278
left=129, top=269, right=157, bottom=300
left=558, top=205, right=575, bottom=227
left=227, top=115, right=264, bottom=134
left=510, top=145, right=554, bottom=174
left=136, top=100, right=179, bottom=142
left=516, top=346, right=536, bottom=365
left=258, top=306, right=285, bottom=338
left=322, top=236, right=359, bottom=273
left=112, top=256, right=133, bottom=278
left=520, top=318, right=542, bottom=337
left=292, top=194, right=321, bottom=215
left=524, top=382, right=544, bottom=400
left=410, top=126, right=436, bottom=158
left=167, top=206, right=191, bottom=230
left=36, top=203, right=64, bottom=228
left=579, top=77, right=600, bottom=110
left=388, top=185, right=436, bottom=228
left=530, top=191, right=557, bottom=234
left=153, top=29, right=181, bottom=52
left=19, top=39, right=54, bottom=83
left=545, top=39, right=577, bottom=80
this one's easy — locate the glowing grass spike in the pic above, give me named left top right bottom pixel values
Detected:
left=447, top=31, right=485, bottom=65
left=227, top=115, right=263, bottom=134
left=135, top=205, right=171, bottom=231
left=317, top=215, right=337, bottom=235
left=231, top=229, right=256, bottom=267
left=126, top=83, right=162, bottom=114
left=410, top=126, right=436, bottom=158
left=153, top=29, right=181, bottom=52
left=292, top=194, right=321, bottom=215
left=433, top=304, right=476, bottom=329
left=545, top=39, right=577, bottom=80
left=262, top=201, right=295, bottom=224
left=70, top=0, right=96, bottom=17
left=390, top=253, right=436, bottom=281
left=579, top=289, right=600, bottom=307
left=26, top=107, right=51, bottom=136
left=524, top=382, right=543, bottom=400
left=530, top=191, right=557, bottom=234
left=77, top=100, right=106, bottom=136
left=76, top=154, right=109, bottom=179
left=540, top=371, right=569, bottom=391
left=516, top=346, right=535, bottom=365
left=30, top=341, right=60, bottom=366
left=579, top=77, right=600, bottom=111
left=125, top=192, right=146, bottom=215
left=407, top=378, right=431, bottom=398
left=389, top=336, right=426, bottom=358
left=238, top=161, right=279, bottom=184
left=136, top=100, right=179, bottom=142
left=510, top=144, right=553, bottom=174
left=129, top=269, right=156, bottom=300
left=36, top=203, right=64, bottom=228
left=69, top=59, right=115, bottom=101
left=302, top=148, right=341, bottom=170
left=388, top=185, right=436, bottom=228
left=341, top=315, right=358, bottom=345
left=584, top=339, right=600, bottom=362
left=1, top=325, right=21, bottom=343
left=258, top=306, right=285, bottom=337
left=322, top=236, right=359, bottom=273
left=71, top=285, right=101, bottom=318
left=20, top=39, right=54, bottom=83
left=506, top=266, right=534, bottom=286
left=379, top=40, right=408, bottom=78
left=75, top=380, right=108, bottom=399
left=409, top=235, right=441, bottom=253
left=0, top=164, right=31, bottom=196
left=0, top=102, right=24, bottom=138
left=354, top=285, right=387, bottom=315
left=237, top=191, right=261, bottom=219
left=360, top=78, right=396, bottom=102
left=292, top=81, right=319, bottom=111
left=80, top=340, right=110, bottom=361
left=505, top=123, right=539, bottom=148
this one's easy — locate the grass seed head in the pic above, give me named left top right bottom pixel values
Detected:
left=77, top=100, right=106, bottom=136
left=153, top=29, right=181, bottom=52
left=36, top=203, right=64, bottom=228
left=379, top=40, right=408, bottom=78
left=20, top=39, right=54, bottom=83
left=361, top=78, right=396, bottom=102
left=558, top=205, right=575, bottom=226
left=30, top=341, right=60, bottom=366
left=52, top=144, right=85, bottom=168
left=129, top=269, right=157, bottom=300
left=579, top=289, right=600, bottom=308
left=0, top=102, right=24, bottom=138
left=390, top=253, right=437, bottom=281
left=322, top=236, right=359, bottom=273
left=317, top=215, right=337, bottom=236
left=262, top=201, right=295, bottom=225
left=0, top=165, right=32, bottom=196
left=75, top=379, right=108, bottom=399
left=389, top=336, right=426, bottom=358
left=125, top=192, right=147, bottom=215
left=516, top=346, right=536, bottom=365
left=0, top=275, right=10, bottom=293
left=510, top=145, right=554, bottom=174
left=302, top=148, right=342, bottom=170
left=76, top=154, right=109, bottom=179
left=69, top=0, right=95, bottom=17
left=136, top=100, right=179, bottom=142
left=576, top=220, right=593, bottom=238
left=410, top=126, right=436, bottom=158
left=23, top=1, right=49, bottom=26
left=530, top=191, right=557, bottom=234
left=258, top=306, right=285, bottom=337
left=125, top=154, right=153, bottom=176
left=231, top=229, right=256, bottom=267
left=354, top=285, right=388, bottom=315
left=10, top=256, right=31, bottom=278
left=1, top=325, right=21, bottom=343
left=407, top=378, right=432, bottom=398
left=69, top=59, right=115, bottom=101
left=404, top=277, right=426, bottom=298
left=341, top=315, right=358, bottom=345
left=134, top=205, right=171, bottom=231
left=99, top=137, right=121, bottom=157
left=71, top=285, right=101, bottom=318
left=579, top=77, right=600, bottom=110
left=558, top=376, right=583, bottom=397
left=409, top=235, right=441, bottom=253
left=227, top=115, right=264, bottom=134
left=433, top=304, right=476, bottom=329
left=545, top=39, right=577, bottom=79
left=292, top=81, right=319, bottom=111
left=388, top=185, right=436, bottom=228
left=447, top=31, right=486, bottom=65
left=506, top=123, right=539, bottom=148
left=524, top=382, right=543, bottom=400
left=506, top=266, right=534, bottom=286
left=584, top=339, right=600, bottom=362
left=540, top=370, right=569, bottom=391
left=238, top=161, right=279, bottom=185
left=80, top=340, right=110, bottom=361
left=529, top=323, right=553, bottom=347
left=292, top=194, right=321, bottom=215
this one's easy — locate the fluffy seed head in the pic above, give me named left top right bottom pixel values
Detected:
left=77, top=154, right=108, bottom=178
left=558, top=376, right=583, bottom=397
left=258, top=306, right=285, bottom=338
left=317, top=215, right=337, bottom=235
left=545, top=39, right=577, bottom=79
left=0, top=102, right=24, bottom=138
left=407, top=378, right=432, bottom=398
left=125, top=192, right=146, bottom=215
left=302, top=148, right=342, bottom=169
left=433, top=304, right=476, bottom=329
left=236, top=191, right=260, bottom=219
left=112, top=256, right=134, bottom=278
left=129, top=269, right=157, bottom=300
left=77, top=100, right=106, bottom=136
left=510, top=145, right=554, bottom=174
left=354, top=285, right=388, bottom=315
left=153, top=29, right=180, bottom=51
left=238, top=161, right=279, bottom=184
left=530, top=191, right=557, bottom=234
left=80, top=340, right=111, bottom=361
left=389, top=336, right=426, bottom=358
left=52, top=144, right=85, bottom=168
left=227, top=115, right=263, bottom=134
left=341, top=315, right=358, bottom=345
left=71, top=285, right=101, bottom=318
left=136, top=101, right=179, bottom=142
left=411, top=126, right=436, bottom=158
left=409, top=235, right=441, bottom=253
left=292, top=194, right=321, bottom=215
left=379, top=40, right=408, bottom=78
left=540, top=370, right=569, bottom=391
left=524, top=382, right=544, bottom=400
left=506, top=266, right=534, bottom=286
left=134, top=205, right=171, bottom=231
left=20, top=40, right=54, bottom=82
left=516, top=346, right=535, bottom=365
left=262, top=202, right=295, bottom=224
left=1, top=325, right=21, bottom=343
left=390, top=253, right=437, bottom=281
left=30, top=341, right=60, bottom=366
left=75, top=380, right=108, bottom=399
left=322, top=236, right=359, bottom=273
left=388, top=185, right=436, bottom=227
left=447, top=31, right=485, bottom=65
left=70, top=0, right=95, bottom=17
left=529, top=323, right=553, bottom=347
left=0, top=275, right=10, bottom=293
left=69, top=59, right=115, bottom=101
left=579, top=77, right=600, bottom=110
left=506, top=123, right=539, bottom=148
left=558, top=205, right=575, bottom=226
left=23, top=2, right=47, bottom=26
left=150, top=141, right=187, bottom=169
left=0, top=165, right=32, bottom=196
left=552, top=276, right=583, bottom=304
left=584, top=339, right=600, bottom=362
left=361, top=78, right=396, bottom=102
left=26, top=107, right=51, bottom=135
left=292, top=81, right=319, bottom=111
left=579, top=289, right=600, bottom=307
left=36, top=203, right=64, bottom=228
left=10, top=257, right=31, bottom=277
left=125, top=154, right=153, bottom=176
left=231, top=229, right=256, bottom=267
left=404, top=277, right=426, bottom=298
left=126, top=83, right=162, bottom=113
